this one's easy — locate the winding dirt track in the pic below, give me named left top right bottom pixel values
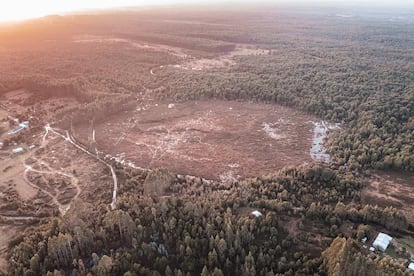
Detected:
left=34, top=124, right=119, bottom=212
left=23, top=156, right=80, bottom=215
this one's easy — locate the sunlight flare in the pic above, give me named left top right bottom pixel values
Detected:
left=0, top=0, right=140, bottom=22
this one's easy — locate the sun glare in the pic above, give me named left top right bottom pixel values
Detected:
left=0, top=2, right=50, bottom=22
left=0, top=0, right=149, bottom=22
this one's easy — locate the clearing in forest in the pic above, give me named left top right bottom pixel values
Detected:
left=362, top=171, right=414, bottom=225
left=76, top=100, right=317, bottom=181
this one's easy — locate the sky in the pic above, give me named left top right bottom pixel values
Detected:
left=0, top=0, right=413, bottom=22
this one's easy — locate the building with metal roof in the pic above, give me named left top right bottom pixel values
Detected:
left=372, top=232, right=392, bottom=252
left=408, top=262, right=414, bottom=272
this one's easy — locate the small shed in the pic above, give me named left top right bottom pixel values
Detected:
left=372, top=232, right=392, bottom=252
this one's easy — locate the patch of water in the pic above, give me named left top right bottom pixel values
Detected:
left=310, top=121, right=340, bottom=163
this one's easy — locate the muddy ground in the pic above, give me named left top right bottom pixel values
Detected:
left=76, top=100, right=317, bottom=181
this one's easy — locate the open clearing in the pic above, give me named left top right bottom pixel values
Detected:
left=0, top=91, right=115, bottom=271
left=362, top=171, right=414, bottom=224
left=0, top=129, right=115, bottom=271
left=72, top=36, right=270, bottom=73
left=76, top=100, right=317, bottom=181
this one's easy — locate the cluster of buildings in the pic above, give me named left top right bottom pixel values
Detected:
left=364, top=232, right=414, bottom=273
left=0, top=119, right=31, bottom=156
left=8, top=120, right=29, bottom=135
left=369, top=232, right=393, bottom=252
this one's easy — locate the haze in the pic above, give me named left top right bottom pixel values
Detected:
left=0, top=0, right=413, bottom=22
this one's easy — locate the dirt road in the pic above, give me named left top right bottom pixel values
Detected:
left=41, top=124, right=119, bottom=210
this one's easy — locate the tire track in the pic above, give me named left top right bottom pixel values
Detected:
left=42, top=124, right=118, bottom=210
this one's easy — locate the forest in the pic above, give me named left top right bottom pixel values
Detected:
left=0, top=4, right=413, bottom=276
left=2, top=6, right=412, bottom=171
left=6, top=165, right=412, bottom=275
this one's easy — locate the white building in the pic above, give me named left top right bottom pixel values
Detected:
left=408, top=262, right=414, bottom=272
left=372, top=232, right=392, bottom=252
left=8, top=121, right=29, bottom=135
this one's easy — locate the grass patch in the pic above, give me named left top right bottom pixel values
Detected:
left=398, top=238, right=414, bottom=254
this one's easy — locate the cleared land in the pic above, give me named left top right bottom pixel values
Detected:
left=76, top=100, right=317, bottom=181
left=362, top=171, right=414, bottom=225
left=0, top=92, right=115, bottom=270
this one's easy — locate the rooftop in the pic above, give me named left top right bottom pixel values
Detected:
left=408, top=262, right=414, bottom=272
left=372, top=232, right=392, bottom=252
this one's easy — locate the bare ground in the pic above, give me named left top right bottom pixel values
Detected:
left=362, top=171, right=414, bottom=225
left=71, top=36, right=269, bottom=73
left=0, top=134, right=115, bottom=272
left=76, top=100, right=316, bottom=181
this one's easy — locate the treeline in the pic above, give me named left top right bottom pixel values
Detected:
left=7, top=164, right=410, bottom=275
left=152, top=31, right=414, bottom=171
left=322, top=237, right=411, bottom=275
left=119, top=33, right=236, bottom=56
left=59, top=94, right=135, bottom=128
left=2, top=7, right=413, bottom=173
left=131, top=10, right=414, bottom=172
left=251, top=166, right=408, bottom=232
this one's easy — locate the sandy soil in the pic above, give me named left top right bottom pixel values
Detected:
left=362, top=171, right=414, bottom=224
left=76, top=100, right=316, bottom=181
